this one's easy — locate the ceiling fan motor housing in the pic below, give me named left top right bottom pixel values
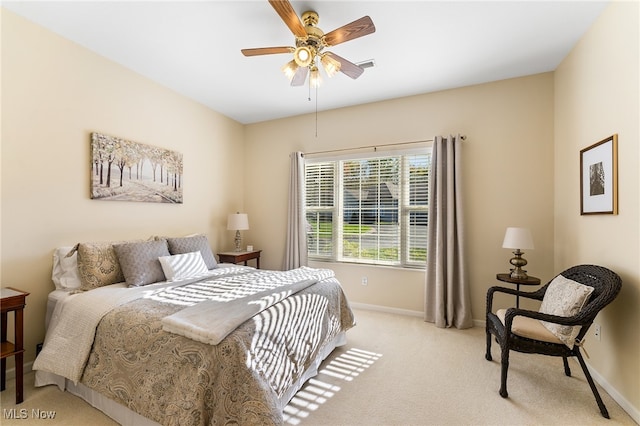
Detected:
left=295, top=10, right=325, bottom=65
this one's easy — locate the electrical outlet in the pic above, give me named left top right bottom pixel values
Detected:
left=361, top=276, right=368, bottom=286
left=594, top=324, right=601, bottom=341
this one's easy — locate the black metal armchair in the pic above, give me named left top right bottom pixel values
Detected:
left=485, top=264, right=622, bottom=418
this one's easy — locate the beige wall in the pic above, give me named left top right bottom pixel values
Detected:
left=554, top=1, right=639, bottom=418
left=1, top=10, right=245, bottom=367
left=244, top=73, right=556, bottom=317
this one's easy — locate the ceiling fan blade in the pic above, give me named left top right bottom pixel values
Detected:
left=268, top=0, right=307, bottom=39
left=326, top=52, right=364, bottom=79
left=241, top=46, right=293, bottom=57
left=290, top=66, right=309, bottom=86
left=323, top=16, right=375, bottom=47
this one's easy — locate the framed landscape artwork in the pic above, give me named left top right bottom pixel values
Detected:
left=580, top=134, right=617, bottom=215
left=91, top=132, right=183, bottom=203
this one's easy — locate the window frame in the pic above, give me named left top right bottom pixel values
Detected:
left=304, top=147, right=431, bottom=269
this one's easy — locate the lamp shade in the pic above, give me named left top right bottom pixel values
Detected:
left=227, top=213, right=249, bottom=231
left=502, top=227, right=534, bottom=250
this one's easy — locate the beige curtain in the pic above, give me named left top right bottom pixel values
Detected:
left=283, top=152, right=308, bottom=270
left=424, top=135, right=472, bottom=329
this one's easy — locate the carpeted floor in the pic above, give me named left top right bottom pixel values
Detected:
left=1, top=308, right=636, bottom=425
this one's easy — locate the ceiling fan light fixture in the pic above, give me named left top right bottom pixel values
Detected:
left=320, top=53, right=341, bottom=78
left=309, top=66, right=322, bottom=88
left=293, top=46, right=313, bottom=67
left=241, top=1, right=376, bottom=89
left=281, top=59, right=299, bottom=81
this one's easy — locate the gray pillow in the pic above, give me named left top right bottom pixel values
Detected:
left=114, top=239, right=170, bottom=286
left=167, top=234, right=217, bottom=269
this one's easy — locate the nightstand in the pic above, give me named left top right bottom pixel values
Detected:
left=496, top=273, right=540, bottom=308
left=218, top=250, right=262, bottom=269
left=1, top=287, right=29, bottom=404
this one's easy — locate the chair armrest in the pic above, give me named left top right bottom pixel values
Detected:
left=486, top=285, right=545, bottom=314
left=502, top=307, right=587, bottom=330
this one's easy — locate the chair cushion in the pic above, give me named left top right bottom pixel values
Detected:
left=496, top=309, right=563, bottom=344
left=538, top=274, right=594, bottom=348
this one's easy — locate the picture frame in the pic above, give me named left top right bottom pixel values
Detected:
left=91, top=132, right=183, bottom=204
left=580, top=134, right=618, bottom=215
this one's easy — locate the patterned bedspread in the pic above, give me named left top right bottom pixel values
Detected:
left=78, top=271, right=354, bottom=425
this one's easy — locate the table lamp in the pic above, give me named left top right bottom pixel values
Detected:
left=502, top=227, right=534, bottom=279
left=227, top=212, right=249, bottom=252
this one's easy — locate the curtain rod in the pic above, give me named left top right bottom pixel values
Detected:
left=303, top=135, right=466, bottom=156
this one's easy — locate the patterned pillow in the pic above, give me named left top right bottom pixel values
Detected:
left=159, top=251, right=209, bottom=281
left=73, top=241, right=128, bottom=291
left=114, top=240, right=170, bottom=287
left=539, top=274, right=594, bottom=348
left=167, top=234, right=217, bottom=269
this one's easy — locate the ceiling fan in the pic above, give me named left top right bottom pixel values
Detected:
left=241, top=0, right=376, bottom=87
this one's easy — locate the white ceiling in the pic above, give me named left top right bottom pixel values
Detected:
left=3, top=1, right=608, bottom=124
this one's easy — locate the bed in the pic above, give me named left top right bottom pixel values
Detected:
left=33, top=236, right=355, bottom=425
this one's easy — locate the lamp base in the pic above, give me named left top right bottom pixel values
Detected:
left=234, top=230, right=242, bottom=252
left=509, top=268, right=529, bottom=280
left=509, top=249, right=529, bottom=280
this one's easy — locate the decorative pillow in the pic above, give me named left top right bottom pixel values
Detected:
left=539, top=274, right=595, bottom=348
left=114, top=240, right=170, bottom=287
left=159, top=251, right=209, bottom=281
left=73, top=241, right=128, bottom=291
left=167, top=234, right=217, bottom=269
left=51, top=246, right=81, bottom=290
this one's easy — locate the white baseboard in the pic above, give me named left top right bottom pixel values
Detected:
left=350, top=302, right=423, bottom=318
left=584, top=359, right=640, bottom=424
left=351, top=302, right=487, bottom=326
left=3, top=360, right=34, bottom=380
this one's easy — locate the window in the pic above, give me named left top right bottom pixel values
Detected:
left=305, top=149, right=431, bottom=268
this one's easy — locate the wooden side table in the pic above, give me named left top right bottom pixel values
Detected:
left=217, top=250, right=262, bottom=269
left=496, top=273, right=540, bottom=308
left=1, top=287, right=29, bottom=404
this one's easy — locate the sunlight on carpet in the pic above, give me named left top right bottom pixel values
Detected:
left=283, top=348, right=382, bottom=425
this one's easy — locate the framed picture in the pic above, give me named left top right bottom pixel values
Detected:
left=91, top=132, right=183, bottom=204
left=580, top=134, right=618, bottom=215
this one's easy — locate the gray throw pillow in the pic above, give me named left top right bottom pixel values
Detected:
left=167, top=234, right=217, bottom=269
left=114, top=239, right=170, bottom=286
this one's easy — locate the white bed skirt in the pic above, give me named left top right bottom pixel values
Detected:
left=35, top=332, right=347, bottom=425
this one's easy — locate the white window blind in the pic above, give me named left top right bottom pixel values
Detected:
left=305, top=148, right=431, bottom=268
left=305, top=162, right=335, bottom=258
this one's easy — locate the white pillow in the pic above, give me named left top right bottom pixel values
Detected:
left=539, top=274, right=594, bottom=348
left=51, top=247, right=82, bottom=290
left=158, top=251, right=209, bottom=281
